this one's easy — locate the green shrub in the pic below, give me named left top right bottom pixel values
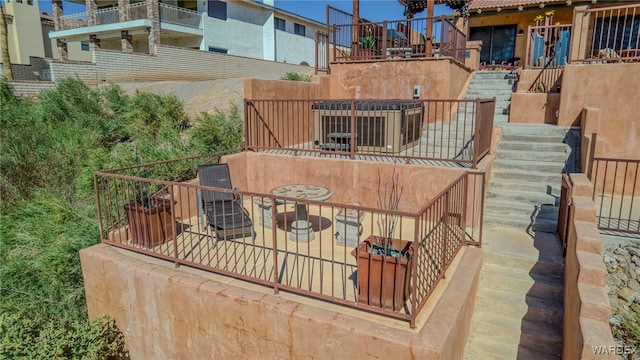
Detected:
left=280, top=72, right=312, bottom=82
left=190, top=106, right=244, bottom=153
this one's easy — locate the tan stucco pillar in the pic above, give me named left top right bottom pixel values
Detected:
left=570, top=5, right=590, bottom=62
left=147, top=0, right=160, bottom=55
left=86, top=0, right=97, bottom=26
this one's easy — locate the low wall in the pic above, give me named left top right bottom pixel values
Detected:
left=9, top=80, right=56, bottom=97
left=80, top=242, right=482, bottom=359
left=557, top=63, right=640, bottom=160
left=328, top=57, right=472, bottom=100
left=0, top=56, right=51, bottom=81
left=222, top=152, right=466, bottom=212
left=49, top=45, right=312, bottom=85
left=563, top=173, right=616, bottom=359
left=244, top=75, right=330, bottom=100
left=510, top=92, right=560, bottom=124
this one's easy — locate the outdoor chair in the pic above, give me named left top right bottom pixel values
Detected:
left=197, top=164, right=255, bottom=246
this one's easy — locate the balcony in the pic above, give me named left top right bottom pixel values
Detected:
left=56, top=2, right=201, bottom=32
left=94, top=150, right=485, bottom=327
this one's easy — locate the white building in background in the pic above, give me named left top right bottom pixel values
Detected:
left=48, top=0, right=324, bottom=66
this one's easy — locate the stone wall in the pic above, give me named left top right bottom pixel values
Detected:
left=0, top=57, right=51, bottom=81
left=563, top=173, right=616, bottom=359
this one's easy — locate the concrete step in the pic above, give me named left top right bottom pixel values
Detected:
left=484, top=253, right=564, bottom=280
left=498, top=141, right=568, bottom=153
left=465, top=339, right=561, bottom=360
left=490, top=168, right=561, bottom=184
left=500, top=133, right=568, bottom=144
left=487, top=179, right=561, bottom=196
left=468, top=84, right=513, bottom=91
left=493, top=158, right=566, bottom=173
left=465, top=92, right=512, bottom=101
left=474, top=71, right=513, bottom=78
left=495, top=149, right=567, bottom=162
left=475, top=287, right=564, bottom=325
left=480, top=262, right=564, bottom=300
left=485, top=200, right=559, bottom=219
left=500, top=124, right=573, bottom=136
left=483, top=212, right=558, bottom=233
left=471, top=313, right=563, bottom=358
left=486, top=187, right=558, bottom=205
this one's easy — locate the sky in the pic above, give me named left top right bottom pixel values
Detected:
left=36, top=0, right=452, bottom=24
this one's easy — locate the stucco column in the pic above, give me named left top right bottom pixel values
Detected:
left=147, top=0, right=160, bottom=55
left=119, top=0, right=130, bottom=22
left=52, top=0, right=63, bottom=31
left=570, top=5, right=590, bottom=62
left=121, top=30, right=133, bottom=53
left=263, top=12, right=275, bottom=61
left=86, top=0, right=97, bottom=26
left=56, top=39, right=68, bottom=60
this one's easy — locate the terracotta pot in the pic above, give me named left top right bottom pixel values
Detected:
left=124, top=197, right=175, bottom=248
left=351, top=235, right=415, bottom=311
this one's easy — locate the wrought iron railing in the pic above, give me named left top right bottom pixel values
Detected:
left=244, top=98, right=495, bottom=169
left=557, top=174, right=572, bottom=256
left=328, top=16, right=466, bottom=64
left=572, top=3, right=640, bottom=63
left=525, top=24, right=572, bottom=93
left=588, top=157, right=640, bottom=235
left=94, top=152, right=484, bottom=327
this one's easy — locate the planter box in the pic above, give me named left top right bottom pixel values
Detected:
left=351, top=236, right=415, bottom=311
left=124, top=197, right=175, bottom=248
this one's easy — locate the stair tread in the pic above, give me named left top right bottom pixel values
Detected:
left=482, top=262, right=564, bottom=286
left=476, top=287, right=564, bottom=313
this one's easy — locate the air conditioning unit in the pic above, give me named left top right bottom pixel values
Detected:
left=311, top=101, right=424, bottom=153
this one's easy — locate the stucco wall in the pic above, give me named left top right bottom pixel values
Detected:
left=80, top=242, right=482, bottom=359
left=328, top=58, right=472, bottom=100
left=562, top=173, right=616, bottom=360
left=558, top=63, right=640, bottom=159
left=510, top=92, right=560, bottom=124
left=222, top=152, right=466, bottom=212
left=4, top=0, right=46, bottom=64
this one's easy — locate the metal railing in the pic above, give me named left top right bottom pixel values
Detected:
left=557, top=174, right=572, bottom=256
left=525, top=24, right=572, bottom=93
left=572, top=3, right=640, bottom=63
left=588, top=157, right=640, bottom=235
left=94, top=152, right=484, bottom=327
left=244, top=98, right=495, bottom=169
left=159, top=3, right=200, bottom=28
left=58, top=2, right=200, bottom=30
left=315, top=31, right=330, bottom=74
left=328, top=16, right=466, bottom=64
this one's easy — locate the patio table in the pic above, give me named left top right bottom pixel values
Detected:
left=270, top=184, right=332, bottom=242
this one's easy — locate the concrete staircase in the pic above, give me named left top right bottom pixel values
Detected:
left=463, top=70, right=577, bottom=359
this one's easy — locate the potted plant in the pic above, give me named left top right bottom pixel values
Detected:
left=359, top=24, right=377, bottom=59
left=351, top=168, right=415, bottom=311
left=123, top=178, right=175, bottom=248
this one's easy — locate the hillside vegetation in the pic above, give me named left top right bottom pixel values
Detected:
left=0, top=77, right=243, bottom=358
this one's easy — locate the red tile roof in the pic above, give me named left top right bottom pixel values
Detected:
left=468, top=0, right=572, bottom=10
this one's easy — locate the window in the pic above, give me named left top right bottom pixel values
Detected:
left=81, top=42, right=90, bottom=51
left=208, top=47, right=228, bottom=54
left=294, top=23, right=305, bottom=36
left=275, top=17, right=285, bottom=31
left=208, top=0, right=227, bottom=20
left=469, top=25, right=516, bottom=64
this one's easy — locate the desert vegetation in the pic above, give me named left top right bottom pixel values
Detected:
left=0, top=77, right=244, bottom=358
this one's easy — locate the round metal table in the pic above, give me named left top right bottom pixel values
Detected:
left=270, top=184, right=332, bottom=242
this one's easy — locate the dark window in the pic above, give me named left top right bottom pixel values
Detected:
left=81, top=42, right=90, bottom=51
left=275, top=17, right=285, bottom=31
left=470, top=25, right=516, bottom=64
left=294, top=23, right=305, bottom=36
left=208, top=47, right=228, bottom=54
left=208, top=0, right=227, bottom=20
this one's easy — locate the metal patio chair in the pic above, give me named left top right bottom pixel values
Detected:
left=197, top=164, right=255, bottom=246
